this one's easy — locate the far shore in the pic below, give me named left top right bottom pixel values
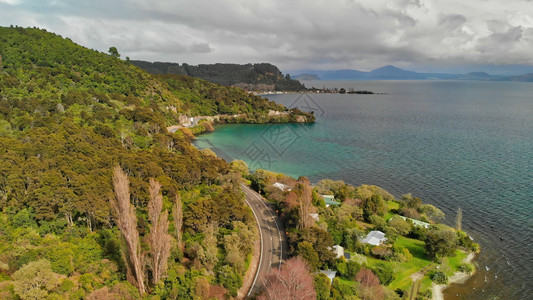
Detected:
left=432, top=252, right=476, bottom=300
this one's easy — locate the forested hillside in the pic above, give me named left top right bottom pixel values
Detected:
left=131, top=60, right=306, bottom=91
left=0, top=26, right=303, bottom=299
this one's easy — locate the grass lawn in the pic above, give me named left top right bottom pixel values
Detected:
left=384, top=201, right=400, bottom=220
left=342, top=235, right=464, bottom=294
left=388, top=236, right=433, bottom=290
left=354, top=236, right=433, bottom=291
left=443, top=249, right=467, bottom=276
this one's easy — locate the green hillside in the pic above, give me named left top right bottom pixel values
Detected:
left=131, top=60, right=307, bottom=91
left=0, top=26, right=309, bottom=299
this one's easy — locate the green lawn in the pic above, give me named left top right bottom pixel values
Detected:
left=361, top=236, right=433, bottom=291
left=342, top=236, right=466, bottom=294
left=443, top=249, right=468, bottom=276
left=384, top=201, right=400, bottom=220
left=389, top=237, right=433, bottom=290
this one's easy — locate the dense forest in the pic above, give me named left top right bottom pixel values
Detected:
left=130, top=61, right=306, bottom=92
left=0, top=26, right=311, bottom=299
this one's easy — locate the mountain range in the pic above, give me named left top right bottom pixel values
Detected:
left=292, top=65, right=533, bottom=82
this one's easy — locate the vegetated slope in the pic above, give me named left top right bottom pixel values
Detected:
left=0, top=26, right=277, bottom=299
left=131, top=60, right=307, bottom=91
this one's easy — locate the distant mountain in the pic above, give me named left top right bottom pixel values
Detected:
left=131, top=61, right=305, bottom=91
left=501, top=73, right=533, bottom=82
left=367, top=65, right=426, bottom=79
left=293, top=73, right=320, bottom=80
left=291, top=66, right=533, bottom=82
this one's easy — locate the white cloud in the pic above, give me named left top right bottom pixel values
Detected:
left=0, top=0, right=532, bottom=73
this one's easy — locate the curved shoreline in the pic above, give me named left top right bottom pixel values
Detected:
left=432, top=252, right=476, bottom=300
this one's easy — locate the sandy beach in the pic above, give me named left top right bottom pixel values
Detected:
left=432, top=252, right=476, bottom=300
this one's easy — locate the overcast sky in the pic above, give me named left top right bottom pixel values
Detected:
left=1, top=0, right=533, bottom=74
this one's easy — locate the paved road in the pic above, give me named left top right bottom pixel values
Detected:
left=241, top=184, right=287, bottom=297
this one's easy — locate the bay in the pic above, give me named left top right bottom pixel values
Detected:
left=195, top=80, right=533, bottom=299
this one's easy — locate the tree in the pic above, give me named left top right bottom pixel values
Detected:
left=418, top=204, right=444, bottom=222
left=425, top=225, right=458, bottom=260
left=344, top=227, right=362, bottom=251
left=110, top=166, right=145, bottom=294
left=217, top=265, right=242, bottom=297
left=314, top=273, right=331, bottom=300
left=388, top=216, right=411, bottom=236
left=12, top=259, right=60, bottom=300
left=230, top=159, right=249, bottom=176
left=402, top=193, right=422, bottom=209
left=173, top=194, right=183, bottom=250
left=147, top=178, right=171, bottom=285
left=363, top=194, right=386, bottom=220
left=372, top=264, right=394, bottom=285
left=201, top=223, right=219, bottom=270
left=297, top=241, right=320, bottom=271
left=260, top=256, right=316, bottom=300
left=108, top=46, right=120, bottom=58
left=296, top=177, right=314, bottom=229
left=355, top=268, right=384, bottom=300
left=456, top=207, right=462, bottom=231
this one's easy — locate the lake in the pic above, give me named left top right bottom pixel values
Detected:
left=195, top=80, right=533, bottom=299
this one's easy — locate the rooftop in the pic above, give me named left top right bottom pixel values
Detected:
left=361, top=230, right=387, bottom=246
left=321, top=195, right=340, bottom=206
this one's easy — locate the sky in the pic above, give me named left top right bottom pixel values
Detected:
left=1, top=0, right=533, bottom=75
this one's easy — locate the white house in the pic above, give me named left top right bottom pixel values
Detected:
left=273, top=182, right=291, bottom=192
left=398, top=215, right=430, bottom=228
left=331, top=245, right=344, bottom=259
left=309, top=213, right=319, bottom=221
left=361, top=231, right=387, bottom=246
left=319, top=270, right=337, bottom=283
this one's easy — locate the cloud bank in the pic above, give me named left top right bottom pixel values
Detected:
left=1, top=0, right=533, bottom=73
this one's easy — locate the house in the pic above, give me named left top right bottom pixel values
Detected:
left=398, top=216, right=430, bottom=228
left=319, top=270, right=337, bottom=283
left=344, top=252, right=351, bottom=260
left=309, top=213, right=319, bottom=222
left=331, top=245, right=344, bottom=259
left=273, top=182, right=291, bottom=192
left=321, top=195, right=340, bottom=207
left=361, top=231, right=387, bottom=246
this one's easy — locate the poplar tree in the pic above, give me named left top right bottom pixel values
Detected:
left=110, top=166, right=145, bottom=294
left=147, top=178, right=171, bottom=285
left=297, top=177, right=314, bottom=229
left=173, top=194, right=183, bottom=250
left=456, top=207, right=463, bottom=231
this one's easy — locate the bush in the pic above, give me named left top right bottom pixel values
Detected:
left=417, top=289, right=433, bottom=300
left=457, top=262, right=474, bottom=274
left=428, top=270, right=448, bottom=284
left=217, top=265, right=242, bottom=297
left=314, top=273, right=331, bottom=300
left=372, top=264, right=395, bottom=285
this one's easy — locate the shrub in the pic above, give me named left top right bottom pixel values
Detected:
left=428, top=270, right=448, bottom=284
left=457, top=262, right=474, bottom=274
left=372, top=264, right=395, bottom=285
left=217, top=265, right=242, bottom=297
left=12, top=259, right=60, bottom=300
left=314, top=273, right=331, bottom=300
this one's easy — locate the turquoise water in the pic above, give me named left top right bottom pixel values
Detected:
left=195, top=80, right=533, bottom=299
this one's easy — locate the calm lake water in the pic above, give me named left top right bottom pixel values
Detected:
left=195, top=80, right=533, bottom=299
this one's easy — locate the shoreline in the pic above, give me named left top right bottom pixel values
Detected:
left=432, top=252, right=476, bottom=300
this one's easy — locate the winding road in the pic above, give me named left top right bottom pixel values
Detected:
left=241, top=184, right=288, bottom=297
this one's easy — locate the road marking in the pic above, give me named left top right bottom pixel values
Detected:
left=244, top=185, right=284, bottom=269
